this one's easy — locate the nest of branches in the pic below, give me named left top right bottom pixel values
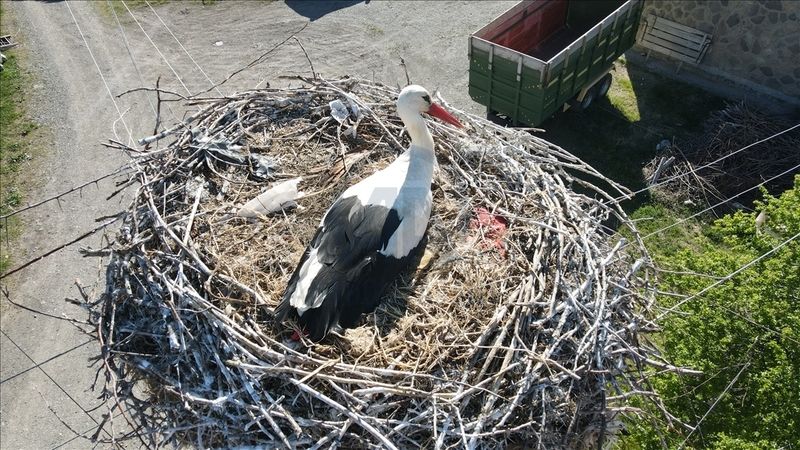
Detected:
left=645, top=102, right=800, bottom=208
left=96, top=77, right=679, bottom=448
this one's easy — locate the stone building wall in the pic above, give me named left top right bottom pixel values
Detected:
left=639, top=0, right=799, bottom=103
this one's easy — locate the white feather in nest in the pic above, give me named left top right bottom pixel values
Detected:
left=237, top=177, right=304, bottom=218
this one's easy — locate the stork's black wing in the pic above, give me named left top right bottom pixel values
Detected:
left=275, top=196, right=404, bottom=340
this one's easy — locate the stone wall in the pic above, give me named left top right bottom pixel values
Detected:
left=639, top=0, right=800, bottom=104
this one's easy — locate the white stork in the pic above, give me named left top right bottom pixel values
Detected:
left=275, top=85, right=462, bottom=341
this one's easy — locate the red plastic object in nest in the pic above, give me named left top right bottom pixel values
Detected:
left=469, top=207, right=508, bottom=256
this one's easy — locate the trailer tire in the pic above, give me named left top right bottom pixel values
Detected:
left=597, top=73, right=613, bottom=97
left=578, top=88, right=596, bottom=111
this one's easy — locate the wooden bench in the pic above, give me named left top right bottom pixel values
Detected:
left=638, top=14, right=711, bottom=71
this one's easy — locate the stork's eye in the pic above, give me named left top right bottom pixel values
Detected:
left=422, top=94, right=431, bottom=104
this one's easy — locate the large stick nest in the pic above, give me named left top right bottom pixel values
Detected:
left=96, top=78, right=677, bottom=449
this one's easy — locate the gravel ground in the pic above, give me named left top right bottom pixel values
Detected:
left=0, top=1, right=515, bottom=447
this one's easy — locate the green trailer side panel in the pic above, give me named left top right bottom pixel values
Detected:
left=605, top=16, right=625, bottom=61
left=470, top=50, right=491, bottom=75
left=542, top=58, right=565, bottom=117
left=469, top=46, right=546, bottom=125
left=468, top=48, right=491, bottom=106
left=574, top=35, right=596, bottom=90
left=589, top=26, right=614, bottom=79
left=487, top=65, right=518, bottom=114
left=469, top=48, right=497, bottom=118
left=521, top=65, right=544, bottom=91
left=490, top=77, right=542, bottom=124
left=492, top=57, right=518, bottom=81
left=519, top=66, right=545, bottom=125
left=492, top=78, right=521, bottom=104
left=557, top=52, right=579, bottom=106
left=468, top=73, right=490, bottom=105
left=620, top=22, right=636, bottom=50
left=519, top=89, right=544, bottom=124
left=619, top=2, right=642, bottom=50
left=608, top=3, right=637, bottom=60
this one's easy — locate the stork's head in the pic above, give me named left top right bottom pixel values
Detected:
left=397, top=85, right=462, bottom=128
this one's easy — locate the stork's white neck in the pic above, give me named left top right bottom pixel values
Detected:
left=339, top=108, right=437, bottom=205
left=399, top=110, right=434, bottom=155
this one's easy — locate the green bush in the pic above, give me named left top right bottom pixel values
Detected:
left=624, top=176, right=800, bottom=448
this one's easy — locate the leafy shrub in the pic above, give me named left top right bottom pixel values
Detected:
left=624, top=176, right=799, bottom=448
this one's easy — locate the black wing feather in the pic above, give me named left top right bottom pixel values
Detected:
left=275, top=196, right=404, bottom=340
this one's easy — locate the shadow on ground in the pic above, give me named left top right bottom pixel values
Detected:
left=533, top=57, right=725, bottom=211
left=285, top=0, right=367, bottom=21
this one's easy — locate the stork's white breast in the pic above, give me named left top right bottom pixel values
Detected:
left=340, top=149, right=433, bottom=258
left=380, top=190, right=432, bottom=258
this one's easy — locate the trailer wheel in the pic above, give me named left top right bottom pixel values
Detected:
left=597, top=73, right=613, bottom=97
left=578, top=88, right=596, bottom=111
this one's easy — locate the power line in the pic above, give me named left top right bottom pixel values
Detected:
left=64, top=0, right=134, bottom=146
left=107, top=0, right=158, bottom=118
left=0, top=216, right=122, bottom=280
left=0, top=329, right=102, bottom=428
left=611, top=122, right=800, bottom=203
left=642, top=161, right=800, bottom=240
left=610, top=159, right=796, bottom=273
left=144, top=0, right=225, bottom=97
left=108, top=0, right=183, bottom=129
left=191, top=20, right=311, bottom=97
left=677, top=360, right=750, bottom=449
left=120, top=0, right=193, bottom=96
left=656, top=230, right=800, bottom=321
left=628, top=159, right=800, bottom=342
left=0, top=165, right=131, bottom=220
left=716, top=304, right=800, bottom=345
left=654, top=267, right=724, bottom=280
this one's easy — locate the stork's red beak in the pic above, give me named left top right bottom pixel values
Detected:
left=427, top=103, right=463, bottom=128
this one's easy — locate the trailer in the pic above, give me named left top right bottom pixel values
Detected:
left=468, top=0, right=643, bottom=127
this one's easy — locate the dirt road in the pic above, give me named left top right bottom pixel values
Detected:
left=0, top=1, right=514, bottom=447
